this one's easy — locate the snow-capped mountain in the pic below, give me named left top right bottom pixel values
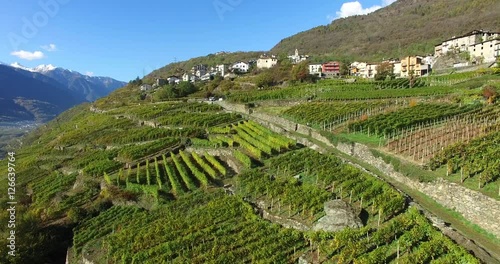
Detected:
left=0, top=64, right=81, bottom=122
left=9, top=62, right=126, bottom=102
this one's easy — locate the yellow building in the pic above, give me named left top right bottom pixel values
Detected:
left=400, top=56, right=430, bottom=77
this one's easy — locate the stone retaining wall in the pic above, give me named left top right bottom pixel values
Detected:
left=337, top=142, right=500, bottom=238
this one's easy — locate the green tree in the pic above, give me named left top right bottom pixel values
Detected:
left=177, top=81, right=197, bottom=97
left=375, top=62, right=395, bottom=81
left=291, top=61, right=309, bottom=82
left=255, top=71, right=275, bottom=87
left=340, top=59, right=351, bottom=76
left=154, top=85, right=177, bottom=100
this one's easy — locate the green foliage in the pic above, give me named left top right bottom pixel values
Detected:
left=83, top=159, right=122, bottom=176
left=374, top=62, right=395, bottom=81
left=227, top=79, right=459, bottom=103
left=291, top=61, right=312, bottom=82
left=163, top=154, right=183, bottom=195
left=349, top=103, right=480, bottom=136
left=179, top=151, right=209, bottom=186
left=171, top=152, right=197, bottom=190
left=117, top=138, right=179, bottom=162
left=254, top=71, right=275, bottom=87
left=283, top=101, right=391, bottom=129
left=234, top=149, right=252, bottom=168
left=153, top=85, right=177, bottom=100
left=430, top=131, right=500, bottom=186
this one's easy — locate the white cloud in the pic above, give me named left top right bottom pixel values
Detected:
left=85, top=71, right=94, bottom=77
left=41, top=44, right=57, bottom=52
left=328, top=0, right=396, bottom=21
left=336, top=1, right=381, bottom=18
left=382, top=0, right=397, bottom=5
left=10, top=50, right=45, bottom=60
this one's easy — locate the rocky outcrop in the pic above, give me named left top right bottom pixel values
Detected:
left=313, top=200, right=363, bottom=232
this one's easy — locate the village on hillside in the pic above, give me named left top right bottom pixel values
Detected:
left=141, top=29, right=499, bottom=91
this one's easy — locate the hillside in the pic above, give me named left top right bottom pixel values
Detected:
left=271, top=0, right=500, bottom=60
left=1, top=69, right=499, bottom=263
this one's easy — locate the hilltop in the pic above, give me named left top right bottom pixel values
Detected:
left=271, top=0, right=500, bottom=60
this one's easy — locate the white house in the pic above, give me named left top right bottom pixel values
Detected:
left=215, top=64, right=226, bottom=75
left=167, top=76, right=180, bottom=84
left=182, top=73, right=191, bottom=82
left=393, top=62, right=402, bottom=77
left=468, top=38, right=500, bottom=63
left=257, top=55, right=278, bottom=69
left=140, top=84, right=153, bottom=91
left=190, top=75, right=199, bottom=82
left=195, top=69, right=206, bottom=77
left=191, top=64, right=207, bottom=73
left=231, top=62, right=250, bottom=73
left=200, top=73, right=212, bottom=81
left=435, top=30, right=500, bottom=57
left=308, top=64, right=322, bottom=76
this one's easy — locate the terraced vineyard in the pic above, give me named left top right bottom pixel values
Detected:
left=73, top=192, right=307, bottom=263
left=1, top=71, right=498, bottom=264
left=238, top=149, right=406, bottom=224
left=282, top=101, right=399, bottom=130
left=69, top=149, right=479, bottom=263
left=227, top=80, right=459, bottom=103
left=348, top=103, right=480, bottom=137
left=386, top=106, right=500, bottom=163
left=430, top=130, right=500, bottom=187
left=114, top=150, right=227, bottom=198
left=205, top=120, right=296, bottom=163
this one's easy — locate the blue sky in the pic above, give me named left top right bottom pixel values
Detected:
left=0, top=0, right=396, bottom=81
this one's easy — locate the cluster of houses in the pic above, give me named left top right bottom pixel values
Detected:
left=308, top=29, right=499, bottom=79
left=140, top=29, right=499, bottom=91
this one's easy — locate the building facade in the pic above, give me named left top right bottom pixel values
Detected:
left=435, top=30, right=500, bottom=57
left=231, top=62, right=250, bottom=73
left=468, top=38, right=500, bottom=63
left=257, top=55, right=278, bottom=69
left=308, top=64, right=322, bottom=76
left=400, top=56, right=430, bottom=77
left=321, top=61, right=341, bottom=78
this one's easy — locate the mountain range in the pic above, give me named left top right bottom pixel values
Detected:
left=0, top=63, right=126, bottom=122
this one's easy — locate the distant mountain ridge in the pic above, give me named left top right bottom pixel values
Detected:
left=0, top=63, right=126, bottom=122
left=10, top=63, right=126, bottom=101
left=0, top=65, right=81, bottom=122
left=270, top=0, right=500, bottom=61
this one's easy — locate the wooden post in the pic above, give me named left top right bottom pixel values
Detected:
left=378, top=209, right=382, bottom=227
left=397, top=240, right=400, bottom=261
left=460, top=167, right=463, bottom=183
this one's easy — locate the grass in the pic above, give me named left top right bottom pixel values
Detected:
left=259, top=106, right=292, bottom=115
left=336, top=132, right=386, bottom=147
